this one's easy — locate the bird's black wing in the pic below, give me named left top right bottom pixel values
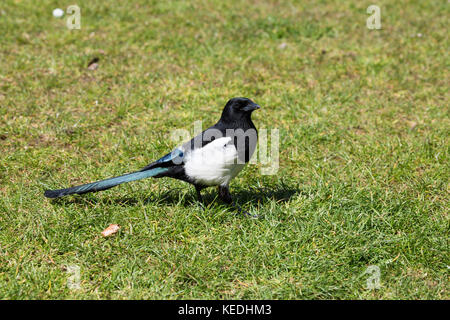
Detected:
left=139, top=124, right=225, bottom=171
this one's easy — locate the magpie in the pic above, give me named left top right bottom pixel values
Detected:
left=44, top=97, right=260, bottom=213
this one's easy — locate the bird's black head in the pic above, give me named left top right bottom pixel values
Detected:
left=220, top=97, right=260, bottom=122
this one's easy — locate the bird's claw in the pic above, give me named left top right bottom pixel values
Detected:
left=232, top=202, right=260, bottom=219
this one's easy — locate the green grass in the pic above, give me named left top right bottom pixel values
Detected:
left=0, top=0, right=448, bottom=299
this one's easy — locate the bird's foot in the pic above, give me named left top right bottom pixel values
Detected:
left=232, top=202, right=260, bottom=219
left=194, top=197, right=207, bottom=210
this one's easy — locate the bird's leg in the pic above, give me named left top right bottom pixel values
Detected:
left=195, top=185, right=204, bottom=205
left=218, top=185, right=232, bottom=204
left=218, top=185, right=259, bottom=218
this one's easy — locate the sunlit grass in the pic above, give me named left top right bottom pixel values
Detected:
left=0, top=0, right=448, bottom=299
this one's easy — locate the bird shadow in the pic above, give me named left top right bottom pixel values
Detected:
left=48, top=182, right=302, bottom=209
left=233, top=185, right=301, bottom=205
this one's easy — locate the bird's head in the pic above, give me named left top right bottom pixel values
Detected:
left=220, top=97, right=260, bottom=122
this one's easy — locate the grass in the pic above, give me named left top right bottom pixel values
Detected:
left=0, top=0, right=448, bottom=299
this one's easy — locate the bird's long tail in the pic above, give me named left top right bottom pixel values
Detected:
left=44, top=167, right=169, bottom=198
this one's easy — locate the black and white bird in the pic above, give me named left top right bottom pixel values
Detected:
left=44, top=97, right=260, bottom=213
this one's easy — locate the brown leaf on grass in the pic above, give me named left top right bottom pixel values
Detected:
left=101, top=224, right=120, bottom=237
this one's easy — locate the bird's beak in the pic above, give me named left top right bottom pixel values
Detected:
left=243, top=103, right=261, bottom=112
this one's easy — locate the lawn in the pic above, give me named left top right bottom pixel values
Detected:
left=0, top=0, right=448, bottom=299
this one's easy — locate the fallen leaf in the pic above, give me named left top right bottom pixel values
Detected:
left=101, top=224, right=120, bottom=237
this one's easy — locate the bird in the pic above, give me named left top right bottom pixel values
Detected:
left=44, top=97, right=260, bottom=215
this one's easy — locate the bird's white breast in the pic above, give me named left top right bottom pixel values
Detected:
left=183, top=137, right=245, bottom=186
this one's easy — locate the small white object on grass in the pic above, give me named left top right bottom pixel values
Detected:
left=53, top=8, right=64, bottom=18
left=278, top=42, right=287, bottom=50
